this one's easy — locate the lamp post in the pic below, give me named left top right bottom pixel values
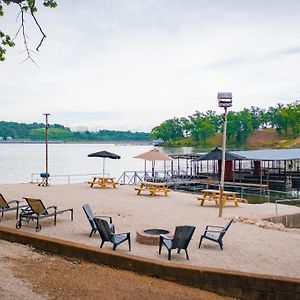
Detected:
left=217, top=93, right=232, bottom=217
left=43, top=113, right=50, bottom=186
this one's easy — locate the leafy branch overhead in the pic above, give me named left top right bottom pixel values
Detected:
left=0, top=0, right=57, bottom=62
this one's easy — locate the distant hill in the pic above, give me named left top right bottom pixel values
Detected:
left=165, top=129, right=300, bottom=149
left=246, top=129, right=300, bottom=149
left=0, top=121, right=150, bottom=142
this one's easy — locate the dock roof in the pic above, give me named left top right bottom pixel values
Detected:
left=231, top=149, right=300, bottom=161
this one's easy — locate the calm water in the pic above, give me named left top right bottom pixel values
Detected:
left=2, top=144, right=300, bottom=187
left=0, top=143, right=193, bottom=184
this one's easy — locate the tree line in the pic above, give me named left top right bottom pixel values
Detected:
left=0, top=121, right=149, bottom=141
left=150, top=101, right=300, bottom=146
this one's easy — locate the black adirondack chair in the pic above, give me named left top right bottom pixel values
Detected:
left=0, top=193, right=28, bottom=220
left=159, top=225, right=196, bottom=261
left=199, top=218, right=234, bottom=250
left=82, top=203, right=115, bottom=237
left=93, top=217, right=131, bottom=251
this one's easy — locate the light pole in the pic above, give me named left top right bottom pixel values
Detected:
left=217, top=93, right=232, bottom=217
left=43, top=113, right=50, bottom=186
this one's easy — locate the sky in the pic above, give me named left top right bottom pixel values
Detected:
left=1, top=0, right=300, bottom=132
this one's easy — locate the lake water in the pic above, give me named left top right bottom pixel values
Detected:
left=0, top=143, right=193, bottom=184
left=2, top=143, right=300, bottom=186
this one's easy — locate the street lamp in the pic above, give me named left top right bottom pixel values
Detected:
left=217, top=92, right=232, bottom=217
left=43, top=113, right=50, bottom=186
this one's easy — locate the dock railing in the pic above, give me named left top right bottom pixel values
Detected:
left=275, top=198, right=300, bottom=215
left=117, top=170, right=182, bottom=185
left=31, top=172, right=105, bottom=184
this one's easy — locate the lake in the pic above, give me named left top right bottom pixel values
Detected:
left=2, top=143, right=300, bottom=187
left=0, top=143, right=194, bottom=184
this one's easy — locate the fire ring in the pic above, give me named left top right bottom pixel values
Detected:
left=136, top=229, right=170, bottom=246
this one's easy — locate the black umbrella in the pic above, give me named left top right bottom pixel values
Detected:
left=195, top=147, right=246, bottom=161
left=88, top=150, right=121, bottom=177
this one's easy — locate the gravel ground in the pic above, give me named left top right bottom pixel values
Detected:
left=0, top=240, right=233, bottom=300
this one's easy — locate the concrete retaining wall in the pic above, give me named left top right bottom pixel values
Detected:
left=264, top=213, right=300, bottom=229
left=0, top=225, right=299, bottom=300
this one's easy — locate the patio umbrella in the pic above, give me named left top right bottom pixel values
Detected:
left=88, top=150, right=121, bottom=177
left=134, top=149, right=174, bottom=178
left=194, top=147, right=246, bottom=161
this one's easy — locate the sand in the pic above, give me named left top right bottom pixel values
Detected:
left=1, top=182, right=300, bottom=298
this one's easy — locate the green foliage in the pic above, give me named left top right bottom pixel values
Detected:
left=29, top=128, right=74, bottom=140
left=151, top=100, right=300, bottom=147
left=0, top=121, right=150, bottom=141
left=151, top=118, right=184, bottom=142
left=43, top=0, right=57, bottom=8
left=0, top=30, right=15, bottom=61
left=188, top=111, right=220, bottom=143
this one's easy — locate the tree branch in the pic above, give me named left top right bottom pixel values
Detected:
left=30, top=8, right=46, bottom=52
left=18, top=2, right=38, bottom=65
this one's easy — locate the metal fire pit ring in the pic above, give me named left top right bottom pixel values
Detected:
left=136, top=228, right=170, bottom=246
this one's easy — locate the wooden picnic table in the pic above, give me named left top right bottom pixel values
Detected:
left=197, top=189, right=239, bottom=207
left=135, top=181, right=170, bottom=196
left=88, top=177, right=118, bottom=188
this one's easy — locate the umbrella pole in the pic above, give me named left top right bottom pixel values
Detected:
left=103, top=158, right=105, bottom=177
left=152, top=161, right=155, bottom=181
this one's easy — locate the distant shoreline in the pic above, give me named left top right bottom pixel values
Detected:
left=0, top=140, right=153, bottom=145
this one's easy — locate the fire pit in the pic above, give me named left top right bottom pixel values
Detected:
left=136, top=229, right=171, bottom=246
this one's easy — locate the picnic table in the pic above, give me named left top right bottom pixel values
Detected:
left=88, top=176, right=118, bottom=188
left=135, top=181, right=170, bottom=196
left=197, top=189, right=240, bottom=207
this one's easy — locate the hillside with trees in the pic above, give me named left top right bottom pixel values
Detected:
left=150, top=101, right=300, bottom=148
left=0, top=121, right=150, bottom=142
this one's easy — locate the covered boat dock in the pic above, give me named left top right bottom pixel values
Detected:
left=169, top=148, right=300, bottom=191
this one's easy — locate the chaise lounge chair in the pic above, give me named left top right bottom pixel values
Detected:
left=16, top=197, right=73, bottom=232
left=82, top=203, right=115, bottom=237
left=199, top=218, right=234, bottom=250
left=0, top=193, right=28, bottom=220
left=159, top=225, right=196, bottom=261
left=93, top=217, right=131, bottom=251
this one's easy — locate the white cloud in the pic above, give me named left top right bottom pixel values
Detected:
left=1, top=0, right=300, bottom=131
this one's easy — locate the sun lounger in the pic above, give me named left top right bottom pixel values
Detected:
left=0, top=193, right=28, bottom=220
left=16, top=197, right=73, bottom=232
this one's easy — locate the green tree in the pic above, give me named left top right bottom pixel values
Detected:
left=284, top=101, right=300, bottom=136
left=151, top=118, right=184, bottom=142
left=235, top=109, right=254, bottom=145
left=225, top=111, right=236, bottom=141
left=249, top=106, right=266, bottom=130
left=266, top=104, right=285, bottom=134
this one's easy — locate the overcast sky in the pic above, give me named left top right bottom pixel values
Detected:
left=1, top=0, right=300, bottom=132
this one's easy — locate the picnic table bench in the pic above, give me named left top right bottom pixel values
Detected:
left=88, top=177, right=118, bottom=188
left=135, top=181, right=170, bottom=196
left=197, top=189, right=247, bottom=207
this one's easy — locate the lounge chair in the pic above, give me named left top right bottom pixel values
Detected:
left=93, top=217, right=131, bottom=251
left=16, top=197, right=73, bottom=232
left=82, top=203, right=115, bottom=237
left=199, top=218, right=234, bottom=250
left=159, top=225, right=196, bottom=261
left=0, top=193, right=28, bottom=220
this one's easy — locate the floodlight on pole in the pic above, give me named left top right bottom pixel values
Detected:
left=217, top=92, right=232, bottom=217
left=43, top=113, right=50, bottom=186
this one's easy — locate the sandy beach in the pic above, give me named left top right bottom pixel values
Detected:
left=1, top=182, right=300, bottom=298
